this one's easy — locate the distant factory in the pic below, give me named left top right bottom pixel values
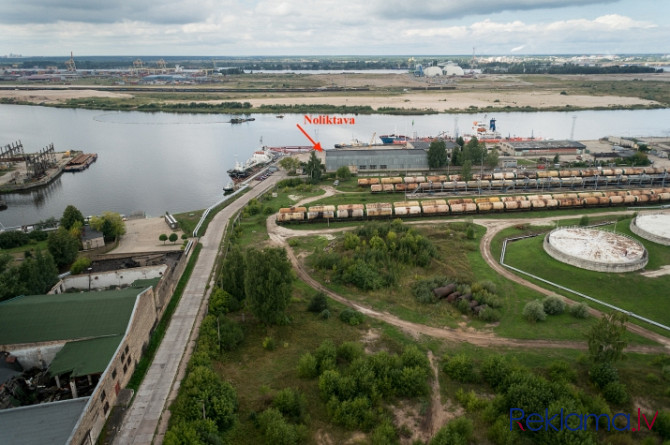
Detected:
left=501, top=140, right=587, bottom=156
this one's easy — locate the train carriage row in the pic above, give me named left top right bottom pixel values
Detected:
left=357, top=167, right=667, bottom=186
left=276, top=188, right=670, bottom=223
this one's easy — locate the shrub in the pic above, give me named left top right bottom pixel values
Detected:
left=481, top=355, right=515, bottom=391
left=570, top=302, right=590, bottom=319
left=603, top=381, right=628, bottom=405
left=443, top=354, right=477, bottom=383
left=336, top=166, right=352, bottom=179
left=656, top=411, right=670, bottom=440
left=431, top=417, right=474, bottom=445
left=339, top=308, right=364, bottom=326
left=0, top=231, right=29, bottom=249
left=522, top=300, right=546, bottom=322
left=273, top=388, right=307, bottom=423
left=478, top=306, right=501, bottom=323
left=589, top=362, right=619, bottom=389
left=337, top=341, right=364, bottom=364
left=543, top=296, right=566, bottom=315
left=263, top=336, right=276, bottom=351
left=370, top=418, right=397, bottom=445
left=28, top=230, right=48, bottom=242
left=579, top=215, right=590, bottom=226
left=307, top=292, right=329, bottom=313
left=547, top=361, right=577, bottom=383
left=315, top=339, right=337, bottom=372
left=320, top=309, right=331, bottom=320
left=257, top=408, right=302, bottom=445
left=70, top=257, right=92, bottom=274
left=296, top=353, right=318, bottom=379
left=218, top=317, right=244, bottom=352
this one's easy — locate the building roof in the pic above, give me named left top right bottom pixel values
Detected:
left=0, top=397, right=89, bottom=445
left=505, top=140, right=587, bottom=150
left=81, top=227, right=104, bottom=241
left=48, top=335, right=122, bottom=377
left=0, top=288, right=142, bottom=345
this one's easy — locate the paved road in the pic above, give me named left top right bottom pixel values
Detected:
left=113, top=172, right=285, bottom=445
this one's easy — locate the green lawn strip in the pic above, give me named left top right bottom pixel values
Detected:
left=126, top=243, right=202, bottom=391
left=499, top=220, right=670, bottom=339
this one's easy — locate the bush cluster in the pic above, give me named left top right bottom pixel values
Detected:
left=304, top=341, right=430, bottom=431
left=413, top=277, right=502, bottom=322
left=311, top=221, right=437, bottom=291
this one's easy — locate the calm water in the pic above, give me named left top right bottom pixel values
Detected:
left=1, top=105, right=670, bottom=227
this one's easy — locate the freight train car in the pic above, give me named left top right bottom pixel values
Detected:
left=278, top=188, right=670, bottom=224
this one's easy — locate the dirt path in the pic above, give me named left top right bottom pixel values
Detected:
left=267, top=208, right=667, bottom=354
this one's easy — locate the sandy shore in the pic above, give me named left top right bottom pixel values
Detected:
left=243, top=90, right=659, bottom=111
left=1, top=71, right=666, bottom=110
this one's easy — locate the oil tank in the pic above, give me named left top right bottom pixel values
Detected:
left=382, top=184, right=394, bottom=192
left=307, top=205, right=336, bottom=220
left=371, top=184, right=382, bottom=193
left=366, top=202, right=393, bottom=217
left=369, top=178, right=380, bottom=185
left=477, top=202, right=493, bottom=213
left=337, top=204, right=364, bottom=219
left=530, top=200, right=546, bottom=209
left=393, top=201, right=421, bottom=216
left=357, top=178, right=369, bottom=186
left=394, top=183, right=407, bottom=192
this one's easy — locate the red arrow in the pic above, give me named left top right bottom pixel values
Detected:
left=296, top=123, right=323, bottom=151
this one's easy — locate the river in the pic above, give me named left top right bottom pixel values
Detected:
left=1, top=105, right=670, bottom=227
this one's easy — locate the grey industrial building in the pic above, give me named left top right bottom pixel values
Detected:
left=500, top=140, right=586, bottom=156
left=326, top=141, right=458, bottom=173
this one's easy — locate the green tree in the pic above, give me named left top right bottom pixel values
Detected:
left=220, top=245, right=246, bottom=302
left=159, top=234, right=168, bottom=244
left=169, top=233, right=178, bottom=244
left=336, top=165, right=352, bottom=179
left=171, top=366, right=238, bottom=432
left=456, top=136, right=465, bottom=148
left=305, top=151, right=323, bottom=184
left=47, top=227, right=80, bottom=268
left=60, top=205, right=85, bottom=231
left=461, top=159, right=472, bottom=182
left=70, top=257, right=92, bottom=275
left=244, top=247, right=294, bottom=325
left=427, top=140, right=447, bottom=169
left=587, top=312, right=628, bottom=364
left=90, top=211, right=126, bottom=240
left=486, top=148, right=500, bottom=169
left=553, top=154, right=560, bottom=164
left=279, top=156, right=300, bottom=173
left=18, top=250, right=58, bottom=295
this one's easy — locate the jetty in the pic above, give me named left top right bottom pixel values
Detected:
left=64, top=153, right=98, bottom=172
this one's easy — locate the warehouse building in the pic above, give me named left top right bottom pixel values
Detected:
left=326, top=142, right=458, bottom=173
left=501, top=140, right=586, bottom=156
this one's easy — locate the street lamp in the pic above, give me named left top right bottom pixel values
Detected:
left=87, top=267, right=93, bottom=291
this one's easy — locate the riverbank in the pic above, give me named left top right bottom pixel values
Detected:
left=1, top=72, right=669, bottom=115
left=0, top=156, right=70, bottom=194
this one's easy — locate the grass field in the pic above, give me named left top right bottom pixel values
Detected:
left=497, top=217, right=670, bottom=337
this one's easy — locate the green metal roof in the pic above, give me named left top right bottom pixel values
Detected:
left=48, top=335, right=123, bottom=377
left=131, top=277, right=161, bottom=289
left=0, top=288, right=144, bottom=345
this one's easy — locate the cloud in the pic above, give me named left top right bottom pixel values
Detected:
left=510, top=45, right=525, bottom=52
left=1, top=0, right=223, bottom=25
left=373, top=0, right=618, bottom=20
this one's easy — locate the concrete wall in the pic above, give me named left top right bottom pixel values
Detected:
left=543, top=230, right=648, bottom=273
left=49, top=265, right=168, bottom=294
left=630, top=216, right=670, bottom=246
left=69, top=286, right=158, bottom=445
left=69, top=246, right=192, bottom=444
left=3, top=342, right=65, bottom=370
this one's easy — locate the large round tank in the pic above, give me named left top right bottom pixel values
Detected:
left=544, top=227, right=648, bottom=272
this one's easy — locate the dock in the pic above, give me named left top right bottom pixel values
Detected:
left=64, top=153, right=97, bottom=172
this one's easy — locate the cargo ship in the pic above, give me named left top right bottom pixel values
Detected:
left=227, top=147, right=275, bottom=180
left=265, top=145, right=313, bottom=154
left=379, top=134, right=409, bottom=144
left=464, top=117, right=539, bottom=143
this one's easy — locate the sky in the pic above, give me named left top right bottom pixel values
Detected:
left=1, top=0, right=670, bottom=57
